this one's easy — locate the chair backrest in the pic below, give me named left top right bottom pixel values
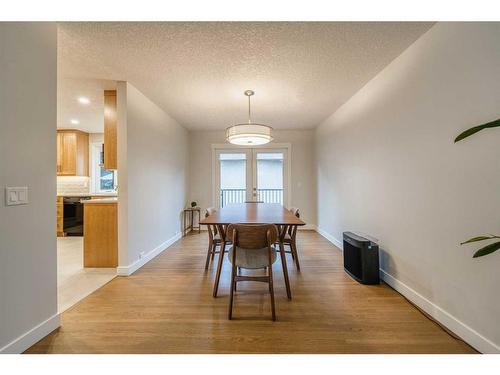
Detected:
left=205, top=207, right=218, bottom=238
left=289, top=207, right=300, bottom=218
left=206, top=207, right=217, bottom=216
left=288, top=207, right=300, bottom=237
left=226, top=224, right=278, bottom=249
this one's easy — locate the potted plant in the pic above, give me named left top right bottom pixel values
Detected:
left=455, top=118, right=500, bottom=257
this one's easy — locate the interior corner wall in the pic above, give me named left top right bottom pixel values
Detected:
left=188, top=129, right=317, bottom=228
left=0, top=23, right=59, bottom=353
left=117, top=82, right=189, bottom=274
left=315, top=22, right=500, bottom=353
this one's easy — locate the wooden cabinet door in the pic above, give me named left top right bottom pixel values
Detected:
left=56, top=132, right=62, bottom=174
left=59, top=132, right=77, bottom=175
left=104, top=90, right=117, bottom=170
left=56, top=196, right=64, bottom=236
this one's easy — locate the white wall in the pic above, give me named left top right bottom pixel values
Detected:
left=189, top=129, right=316, bottom=227
left=316, top=23, right=500, bottom=353
left=0, top=23, right=59, bottom=353
left=117, top=82, right=189, bottom=274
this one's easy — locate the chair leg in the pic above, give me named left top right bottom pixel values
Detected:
left=278, top=241, right=292, bottom=299
left=269, top=265, right=276, bottom=321
left=228, top=262, right=237, bottom=320
left=213, top=241, right=225, bottom=297
left=289, top=243, right=295, bottom=261
left=211, top=243, right=217, bottom=260
left=291, top=242, right=301, bottom=271
left=204, top=240, right=213, bottom=270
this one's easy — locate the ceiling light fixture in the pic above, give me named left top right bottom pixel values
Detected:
left=78, top=96, right=90, bottom=105
left=226, top=90, right=273, bottom=146
left=70, top=119, right=80, bottom=125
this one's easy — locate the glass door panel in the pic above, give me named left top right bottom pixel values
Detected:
left=216, top=151, right=251, bottom=207
left=253, top=150, right=285, bottom=205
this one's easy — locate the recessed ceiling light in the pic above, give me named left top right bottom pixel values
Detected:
left=78, top=96, right=90, bottom=105
left=70, top=119, right=80, bottom=125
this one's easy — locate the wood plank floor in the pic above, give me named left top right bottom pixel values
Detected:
left=27, top=231, right=476, bottom=353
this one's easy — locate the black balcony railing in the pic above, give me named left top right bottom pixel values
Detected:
left=220, top=188, right=283, bottom=207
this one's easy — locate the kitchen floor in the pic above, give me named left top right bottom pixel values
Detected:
left=57, top=237, right=116, bottom=312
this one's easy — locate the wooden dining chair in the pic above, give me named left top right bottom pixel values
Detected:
left=226, top=223, right=279, bottom=321
left=204, top=207, right=222, bottom=270
left=282, top=207, right=301, bottom=270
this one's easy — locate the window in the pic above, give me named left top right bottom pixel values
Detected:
left=91, top=143, right=117, bottom=193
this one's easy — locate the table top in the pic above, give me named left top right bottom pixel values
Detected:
left=199, top=203, right=305, bottom=226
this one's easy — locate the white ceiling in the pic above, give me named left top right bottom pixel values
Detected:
left=58, top=22, right=434, bottom=130
left=57, top=78, right=116, bottom=133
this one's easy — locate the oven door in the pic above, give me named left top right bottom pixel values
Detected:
left=63, top=197, right=88, bottom=236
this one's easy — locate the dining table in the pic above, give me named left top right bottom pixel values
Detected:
left=199, top=203, right=306, bottom=299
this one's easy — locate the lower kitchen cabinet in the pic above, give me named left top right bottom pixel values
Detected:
left=83, top=200, right=118, bottom=267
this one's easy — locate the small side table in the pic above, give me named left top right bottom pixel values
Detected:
left=183, top=207, right=201, bottom=236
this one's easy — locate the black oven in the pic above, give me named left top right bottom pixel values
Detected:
left=63, top=196, right=91, bottom=236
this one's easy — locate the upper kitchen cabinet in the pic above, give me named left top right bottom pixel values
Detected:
left=104, top=90, right=117, bottom=170
left=56, top=129, right=89, bottom=176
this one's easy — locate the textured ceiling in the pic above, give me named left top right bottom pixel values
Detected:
left=58, top=78, right=116, bottom=133
left=58, top=22, right=434, bottom=130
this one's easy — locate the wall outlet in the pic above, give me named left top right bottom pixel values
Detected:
left=5, top=186, right=28, bottom=206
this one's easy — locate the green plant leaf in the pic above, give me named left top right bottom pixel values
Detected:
left=454, top=118, right=500, bottom=142
left=473, top=241, right=500, bottom=258
left=461, top=235, right=499, bottom=245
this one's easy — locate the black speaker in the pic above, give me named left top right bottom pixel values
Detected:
left=343, top=232, right=380, bottom=285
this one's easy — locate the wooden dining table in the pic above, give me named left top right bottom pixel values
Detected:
left=199, top=203, right=306, bottom=299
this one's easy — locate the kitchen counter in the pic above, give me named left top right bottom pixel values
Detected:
left=81, top=197, right=118, bottom=204
left=57, top=193, right=118, bottom=197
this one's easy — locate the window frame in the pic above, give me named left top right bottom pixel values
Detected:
left=91, top=142, right=117, bottom=194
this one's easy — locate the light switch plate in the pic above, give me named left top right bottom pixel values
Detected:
left=5, top=186, right=28, bottom=206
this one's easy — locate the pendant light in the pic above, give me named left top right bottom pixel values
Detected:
left=226, top=90, right=273, bottom=145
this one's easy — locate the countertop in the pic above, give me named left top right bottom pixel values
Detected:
left=81, top=197, right=118, bottom=204
left=57, top=193, right=118, bottom=197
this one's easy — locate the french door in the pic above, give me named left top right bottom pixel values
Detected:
left=214, top=148, right=289, bottom=208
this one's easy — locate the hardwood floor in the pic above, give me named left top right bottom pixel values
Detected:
left=27, top=231, right=476, bottom=353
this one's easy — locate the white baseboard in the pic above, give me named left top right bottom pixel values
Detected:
left=299, top=224, right=317, bottom=231
left=0, top=313, right=60, bottom=354
left=380, top=269, right=499, bottom=353
left=316, top=226, right=343, bottom=249
left=315, top=227, right=500, bottom=354
left=117, top=232, right=182, bottom=276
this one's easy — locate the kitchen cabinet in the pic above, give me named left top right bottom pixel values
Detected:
left=83, top=200, right=118, bottom=267
left=56, top=129, right=89, bottom=176
left=104, top=90, right=117, bottom=170
left=56, top=196, right=64, bottom=236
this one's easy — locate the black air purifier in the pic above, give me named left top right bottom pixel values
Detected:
left=343, top=232, right=380, bottom=285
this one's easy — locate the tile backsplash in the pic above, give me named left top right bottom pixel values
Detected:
left=57, top=176, right=90, bottom=195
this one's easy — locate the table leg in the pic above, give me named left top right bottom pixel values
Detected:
left=198, top=210, right=201, bottom=233
left=279, top=225, right=292, bottom=299
left=213, top=224, right=226, bottom=298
